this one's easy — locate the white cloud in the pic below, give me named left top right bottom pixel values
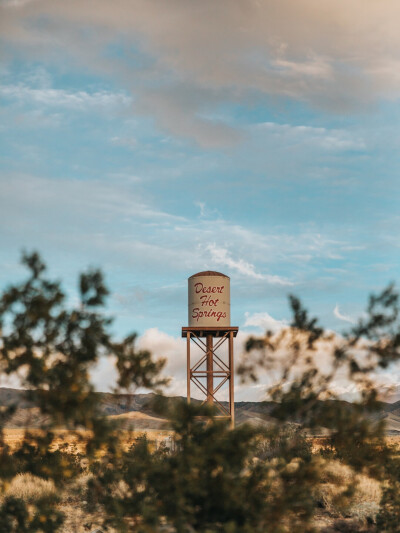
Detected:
left=243, top=312, right=288, bottom=333
left=236, top=328, right=382, bottom=402
left=333, top=304, right=356, bottom=324
left=137, top=328, right=186, bottom=376
left=4, top=325, right=400, bottom=405
left=206, top=243, right=294, bottom=286
left=197, top=202, right=206, bottom=217
left=91, top=327, right=400, bottom=404
left=86, top=328, right=186, bottom=395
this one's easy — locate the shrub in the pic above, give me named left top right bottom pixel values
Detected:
left=4, top=473, right=57, bottom=504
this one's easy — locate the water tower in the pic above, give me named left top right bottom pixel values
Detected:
left=182, top=271, right=238, bottom=427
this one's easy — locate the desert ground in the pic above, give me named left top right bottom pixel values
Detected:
left=2, top=429, right=399, bottom=532
left=2, top=427, right=175, bottom=453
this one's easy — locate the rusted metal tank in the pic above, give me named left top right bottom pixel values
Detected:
left=188, top=271, right=230, bottom=328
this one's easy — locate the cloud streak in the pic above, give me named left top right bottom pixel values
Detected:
left=255, top=122, right=366, bottom=152
left=206, top=244, right=294, bottom=286
left=0, top=84, right=131, bottom=110
left=333, top=304, right=356, bottom=324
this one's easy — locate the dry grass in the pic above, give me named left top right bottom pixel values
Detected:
left=4, top=473, right=57, bottom=503
left=58, top=502, right=113, bottom=533
left=384, top=435, right=400, bottom=450
left=1, top=428, right=174, bottom=453
left=314, top=458, right=382, bottom=522
left=1, top=433, right=398, bottom=532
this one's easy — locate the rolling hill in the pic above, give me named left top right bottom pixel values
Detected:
left=1, top=388, right=400, bottom=434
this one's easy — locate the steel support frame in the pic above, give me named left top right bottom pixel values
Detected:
left=186, top=329, right=235, bottom=428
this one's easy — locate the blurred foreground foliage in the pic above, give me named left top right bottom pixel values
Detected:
left=0, top=253, right=400, bottom=532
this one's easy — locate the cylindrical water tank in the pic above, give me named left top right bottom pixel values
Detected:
left=188, top=271, right=230, bottom=328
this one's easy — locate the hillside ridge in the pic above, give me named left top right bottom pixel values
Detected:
left=1, top=387, right=399, bottom=433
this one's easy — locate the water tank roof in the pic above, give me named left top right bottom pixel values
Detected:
left=189, top=271, right=229, bottom=279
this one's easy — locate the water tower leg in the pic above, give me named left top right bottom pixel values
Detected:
left=229, top=331, right=235, bottom=428
left=206, top=334, right=213, bottom=404
left=186, top=331, right=191, bottom=404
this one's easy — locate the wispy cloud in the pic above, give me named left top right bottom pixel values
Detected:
left=333, top=304, right=355, bottom=324
left=256, top=122, right=365, bottom=152
left=0, top=173, right=185, bottom=234
left=0, top=84, right=131, bottom=110
left=195, top=201, right=220, bottom=219
left=206, top=243, right=294, bottom=286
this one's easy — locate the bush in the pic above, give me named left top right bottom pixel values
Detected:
left=4, top=473, right=57, bottom=504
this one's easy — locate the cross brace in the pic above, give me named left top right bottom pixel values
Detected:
left=183, top=327, right=237, bottom=428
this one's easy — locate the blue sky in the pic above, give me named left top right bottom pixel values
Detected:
left=1, top=1, right=399, bottom=398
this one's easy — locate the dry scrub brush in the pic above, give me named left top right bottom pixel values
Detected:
left=4, top=474, right=57, bottom=504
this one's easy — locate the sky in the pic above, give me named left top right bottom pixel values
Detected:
left=0, top=0, right=399, bottom=400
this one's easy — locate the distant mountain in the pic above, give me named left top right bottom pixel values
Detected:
left=0, top=388, right=33, bottom=409
left=1, top=387, right=400, bottom=434
left=0, top=388, right=165, bottom=428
